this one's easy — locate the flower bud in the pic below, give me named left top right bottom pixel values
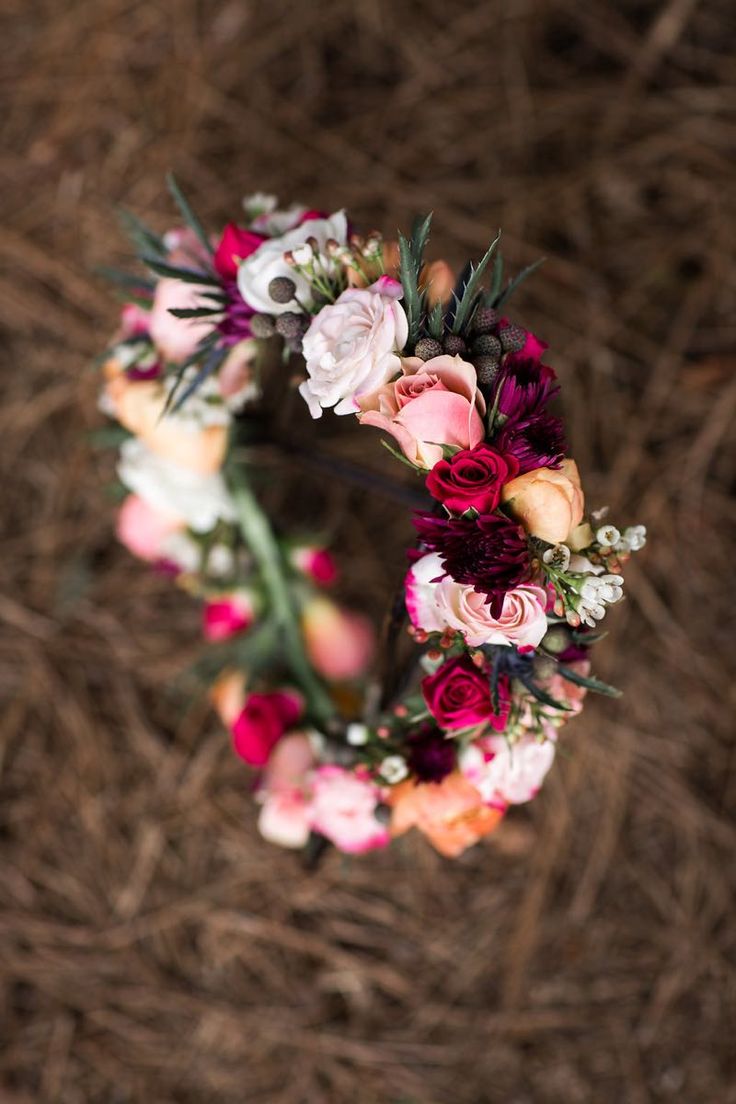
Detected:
left=499, top=323, right=527, bottom=353
left=250, top=313, right=276, bottom=338
left=415, top=337, right=443, bottom=361
left=268, top=275, right=297, bottom=304
left=472, top=306, right=498, bottom=333
left=275, top=311, right=309, bottom=340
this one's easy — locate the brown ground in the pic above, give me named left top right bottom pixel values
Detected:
left=2, top=1, right=736, bottom=1101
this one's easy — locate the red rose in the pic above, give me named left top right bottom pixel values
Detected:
left=214, top=223, right=265, bottom=281
left=422, top=655, right=510, bottom=732
left=232, top=690, right=303, bottom=766
left=425, top=444, right=519, bottom=514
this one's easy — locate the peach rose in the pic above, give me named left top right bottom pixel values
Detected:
left=358, top=355, right=485, bottom=469
left=209, top=669, right=247, bottom=728
left=105, top=373, right=228, bottom=476
left=390, top=773, right=505, bottom=858
left=501, top=459, right=584, bottom=543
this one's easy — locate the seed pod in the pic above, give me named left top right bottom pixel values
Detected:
left=275, top=311, right=309, bottom=340
left=541, top=626, right=571, bottom=654
left=415, top=337, right=443, bottom=361
left=250, top=313, right=276, bottom=339
left=442, top=334, right=467, bottom=356
left=471, top=333, right=502, bottom=358
left=499, top=323, right=527, bottom=353
left=268, top=276, right=297, bottom=304
left=472, top=306, right=498, bottom=333
left=475, top=355, right=501, bottom=386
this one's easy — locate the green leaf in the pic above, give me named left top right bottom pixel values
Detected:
left=160, top=333, right=220, bottom=417
left=409, top=212, right=433, bottom=268
left=166, top=171, right=214, bottom=258
left=117, top=208, right=167, bottom=258
left=450, top=230, right=501, bottom=335
left=168, top=345, right=227, bottom=415
left=141, top=256, right=220, bottom=286
left=398, top=232, right=424, bottom=348
left=427, top=300, right=444, bottom=340
left=494, top=257, right=546, bottom=308
left=557, top=664, right=622, bottom=698
left=95, top=265, right=155, bottom=293
left=484, top=250, right=504, bottom=305
left=380, top=437, right=424, bottom=472
left=167, top=306, right=221, bottom=319
left=522, top=677, right=572, bottom=712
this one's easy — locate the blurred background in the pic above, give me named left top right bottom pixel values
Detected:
left=2, top=1, right=736, bottom=1101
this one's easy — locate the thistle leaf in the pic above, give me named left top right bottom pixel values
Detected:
left=167, top=306, right=221, bottom=319
left=95, top=265, right=155, bottom=293
left=494, top=257, right=546, bottom=308
left=160, top=334, right=219, bottom=418
left=141, top=256, right=220, bottom=286
left=450, top=231, right=501, bottom=335
left=427, top=300, right=444, bottom=340
left=398, top=232, right=423, bottom=349
left=168, top=345, right=227, bottom=415
left=166, top=172, right=214, bottom=258
left=409, top=212, right=433, bottom=268
left=117, top=208, right=167, bottom=258
left=557, top=664, right=621, bottom=698
left=484, top=250, right=505, bottom=305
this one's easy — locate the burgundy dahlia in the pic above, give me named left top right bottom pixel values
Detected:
left=496, top=410, right=567, bottom=474
left=218, top=280, right=257, bottom=346
left=406, top=724, right=457, bottom=782
left=412, top=511, right=530, bottom=616
left=494, top=355, right=557, bottom=422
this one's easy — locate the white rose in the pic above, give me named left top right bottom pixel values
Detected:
left=405, top=552, right=549, bottom=649
left=237, top=211, right=348, bottom=314
left=460, top=735, right=556, bottom=805
left=118, top=438, right=235, bottom=533
left=298, top=278, right=408, bottom=417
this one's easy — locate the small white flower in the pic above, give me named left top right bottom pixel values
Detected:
left=242, top=192, right=277, bottom=218
left=595, top=525, right=621, bottom=547
left=543, top=544, right=571, bottom=572
left=207, top=544, right=235, bottom=577
left=576, top=573, right=624, bottom=626
left=291, top=243, right=314, bottom=266
left=346, top=723, right=369, bottom=747
left=623, top=524, right=647, bottom=552
left=379, top=755, right=409, bottom=784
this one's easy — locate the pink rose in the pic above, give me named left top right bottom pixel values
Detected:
left=257, top=732, right=315, bottom=849
left=299, top=278, right=408, bottom=417
left=422, top=655, right=509, bottom=732
left=309, top=766, right=390, bottom=854
left=203, top=591, right=258, bottom=642
left=425, top=443, right=518, bottom=514
left=406, top=552, right=549, bottom=649
left=290, top=545, right=338, bottom=586
left=116, top=494, right=183, bottom=562
left=358, top=355, right=485, bottom=469
left=232, top=690, right=303, bottom=766
left=148, top=277, right=216, bottom=364
left=302, top=597, right=375, bottom=680
left=460, top=734, right=556, bottom=805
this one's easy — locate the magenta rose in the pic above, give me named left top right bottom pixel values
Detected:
left=213, top=223, right=265, bottom=281
left=422, top=655, right=510, bottom=732
left=425, top=444, right=519, bottom=514
left=232, top=690, right=303, bottom=766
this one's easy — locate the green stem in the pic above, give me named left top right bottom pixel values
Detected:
left=229, top=474, right=337, bottom=728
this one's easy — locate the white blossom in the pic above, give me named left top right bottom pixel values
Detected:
left=595, top=524, right=621, bottom=547
left=543, top=543, right=571, bottom=572
left=577, top=573, right=624, bottom=626
left=379, top=755, right=409, bottom=784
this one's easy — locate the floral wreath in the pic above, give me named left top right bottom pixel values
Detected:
left=99, top=179, right=646, bottom=860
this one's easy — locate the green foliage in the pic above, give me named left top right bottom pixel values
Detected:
left=398, top=212, right=433, bottom=349
left=166, top=172, right=214, bottom=259
left=117, top=208, right=167, bottom=258
left=426, top=300, right=444, bottom=340
left=558, top=664, right=622, bottom=698
left=449, top=231, right=501, bottom=335
left=141, top=256, right=220, bottom=286
left=494, top=257, right=546, bottom=308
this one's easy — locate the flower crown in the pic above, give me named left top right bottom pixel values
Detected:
left=99, top=179, right=646, bottom=860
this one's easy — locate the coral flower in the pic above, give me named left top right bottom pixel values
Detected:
left=390, top=773, right=505, bottom=858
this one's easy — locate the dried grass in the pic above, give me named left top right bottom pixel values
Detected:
left=1, top=1, right=735, bottom=1100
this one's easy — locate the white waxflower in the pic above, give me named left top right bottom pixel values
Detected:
left=379, top=755, right=409, bottom=784
left=595, top=525, right=621, bottom=547
left=346, top=723, right=369, bottom=747
left=622, top=525, right=647, bottom=552
left=577, top=573, right=624, bottom=626
left=207, top=544, right=236, bottom=577
left=291, top=243, right=314, bottom=266
left=543, top=544, right=571, bottom=572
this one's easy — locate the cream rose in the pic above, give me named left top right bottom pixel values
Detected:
left=406, top=552, right=549, bottom=649
left=299, top=277, right=408, bottom=417
left=118, top=438, right=235, bottom=533
left=460, top=734, right=557, bottom=806
left=501, top=459, right=584, bottom=543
